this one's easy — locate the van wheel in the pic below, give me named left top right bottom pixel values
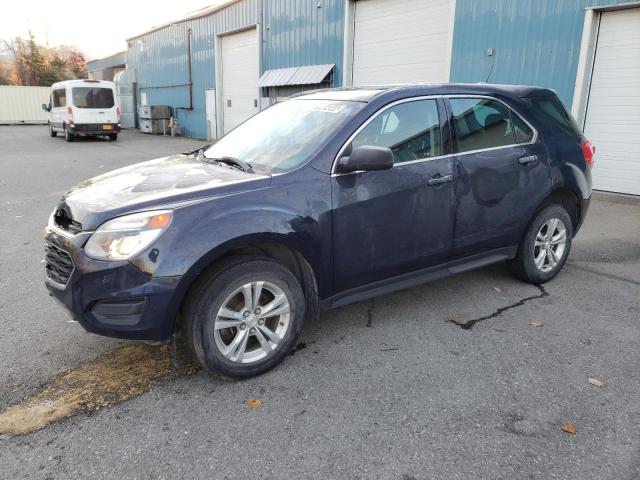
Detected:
left=183, top=256, right=305, bottom=378
left=49, top=124, right=57, bottom=137
left=508, top=205, right=573, bottom=284
left=64, top=127, right=74, bottom=142
left=108, top=133, right=118, bottom=141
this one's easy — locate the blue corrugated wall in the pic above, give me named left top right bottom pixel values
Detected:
left=127, top=0, right=259, bottom=139
left=264, top=0, right=345, bottom=84
left=449, top=0, right=632, bottom=107
left=128, top=0, right=634, bottom=137
left=127, top=0, right=345, bottom=139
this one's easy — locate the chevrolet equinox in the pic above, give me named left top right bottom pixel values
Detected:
left=44, top=84, right=593, bottom=377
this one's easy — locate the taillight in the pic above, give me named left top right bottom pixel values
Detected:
left=117, top=107, right=121, bottom=123
left=67, top=106, right=74, bottom=125
left=582, top=139, right=595, bottom=169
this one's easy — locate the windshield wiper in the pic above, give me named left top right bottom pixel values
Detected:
left=203, top=155, right=254, bottom=173
left=185, top=147, right=255, bottom=173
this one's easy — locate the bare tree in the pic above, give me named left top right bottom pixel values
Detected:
left=0, top=34, right=88, bottom=86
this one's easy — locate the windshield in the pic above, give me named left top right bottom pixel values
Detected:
left=71, top=87, right=115, bottom=109
left=203, top=99, right=363, bottom=173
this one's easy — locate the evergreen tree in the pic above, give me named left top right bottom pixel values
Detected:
left=24, top=32, right=46, bottom=85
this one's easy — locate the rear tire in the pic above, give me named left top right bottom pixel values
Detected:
left=508, top=205, right=573, bottom=284
left=108, top=133, right=118, bottom=141
left=64, top=126, right=74, bottom=142
left=49, top=124, right=57, bottom=137
left=183, top=256, right=305, bottom=378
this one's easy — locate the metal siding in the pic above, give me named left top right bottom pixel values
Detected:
left=127, top=0, right=258, bottom=139
left=127, top=0, right=343, bottom=139
left=86, top=52, right=127, bottom=72
left=264, top=0, right=344, bottom=85
left=450, top=0, right=633, bottom=107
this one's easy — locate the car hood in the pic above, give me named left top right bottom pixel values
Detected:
left=56, top=154, right=271, bottom=230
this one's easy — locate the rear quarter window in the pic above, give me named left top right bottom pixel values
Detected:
left=528, top=96, right=581, bottom=135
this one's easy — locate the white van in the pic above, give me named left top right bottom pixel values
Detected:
left=42, top=79, right=120, bottom=142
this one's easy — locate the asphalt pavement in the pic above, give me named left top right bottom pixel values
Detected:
left=0, top=126, right=638, bottom=479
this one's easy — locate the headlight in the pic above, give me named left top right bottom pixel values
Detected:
left=84, top=210, right=173, bottom=260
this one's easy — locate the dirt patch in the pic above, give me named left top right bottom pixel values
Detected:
left=0, top=343, right=199, bottom=436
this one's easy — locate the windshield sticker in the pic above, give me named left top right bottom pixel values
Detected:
left=310, top=104, right=347, bottom=114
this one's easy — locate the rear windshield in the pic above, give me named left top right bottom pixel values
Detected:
left=528, top=96, right=581, bottom=134
left=71, top=87, right=115, bottom=109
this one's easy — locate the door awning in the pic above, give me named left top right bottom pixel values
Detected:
left=258, top=64, right=334, bottom=87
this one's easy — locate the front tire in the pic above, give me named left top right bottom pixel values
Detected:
left=183, top=257, right=306, bottom=378
left=49, top=123, right=57, bottom=137
left=508, top=205, right=573, bottom=284
left=64, top=126, right=74, bottom=142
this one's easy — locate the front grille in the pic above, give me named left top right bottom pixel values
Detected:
left=45, top=242, right=74, bottom=286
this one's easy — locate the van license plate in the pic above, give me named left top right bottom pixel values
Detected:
left=102, top=124, right=112, bottom=130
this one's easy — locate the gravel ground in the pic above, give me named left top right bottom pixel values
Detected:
left=0, top=125, right=638, bottom=479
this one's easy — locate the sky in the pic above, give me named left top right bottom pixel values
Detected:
left=1, top=0, right=228, bottom=60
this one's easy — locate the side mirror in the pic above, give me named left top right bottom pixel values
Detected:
left=42, top=103, right=50, bottom=112
left=338, top=145, right=394, bottom=173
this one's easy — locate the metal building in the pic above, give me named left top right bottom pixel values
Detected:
left=450, top=0, right=640, bottom=195
left=87, top=51, right=126, bottom=81
left=125, top=0, right=639, bottom=195
left=125, top=0, right=344, bottom=140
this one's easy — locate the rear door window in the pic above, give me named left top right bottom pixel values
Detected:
left=71, top=87, right=115, bottom=109
left=352, top=99, right=442, bottom=163
left=449, top=98, right=516, bottom=153
left=512, top=112, right=534, bottom=143
left=52, top=89, right=66, bottom=108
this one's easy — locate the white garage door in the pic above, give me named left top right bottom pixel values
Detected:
left=584, top=8, right=640, bottom=195
left=351, top=0, right=453, bottom=86
left=220, top=28, right=259, bottom=134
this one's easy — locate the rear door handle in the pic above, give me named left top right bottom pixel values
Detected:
left=427, top=174, right=454, bottom=186
left=518, top=155, right=538, bottom=165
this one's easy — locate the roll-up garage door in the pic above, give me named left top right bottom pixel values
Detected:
left=220, top=28, right=259, bottom=134
left=351, top=0, right=453, bottom=86
left=584, top=8, right=640, bottom=195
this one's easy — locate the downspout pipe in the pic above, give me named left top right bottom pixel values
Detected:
left=178, top=28, right=194, bottom=111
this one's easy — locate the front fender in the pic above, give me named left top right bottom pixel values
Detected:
left=129, top=168, right=333, bottom=297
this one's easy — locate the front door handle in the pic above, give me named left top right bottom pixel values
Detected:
left=518, top=155, right=538, bottom=165
left=427, top=174, right=454, bottom=186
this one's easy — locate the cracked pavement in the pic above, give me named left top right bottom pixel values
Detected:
left=1, top=126, right=639, bottom=479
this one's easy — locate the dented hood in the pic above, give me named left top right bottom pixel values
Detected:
left=57, top=154, right=271, bottom=230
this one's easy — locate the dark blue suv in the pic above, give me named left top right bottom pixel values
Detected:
left=45, top=84, right=594, bottom=377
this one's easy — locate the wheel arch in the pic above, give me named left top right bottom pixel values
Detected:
left=533, top=187, right=581, bottom=235
left=175, top=235, right=321, bottom=333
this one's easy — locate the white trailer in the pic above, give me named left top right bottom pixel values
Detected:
left=0, top=86, right=50, bottom=124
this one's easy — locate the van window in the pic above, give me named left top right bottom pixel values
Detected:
left=52, top=89, right=66, bottom=108
left=352, top=99, right=442, bottom=163
left=450, top=98, right=515, bottom=153
left=71, top=87, right=115, bottom=109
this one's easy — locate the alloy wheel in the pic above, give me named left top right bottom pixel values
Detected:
left=211, top=281, right=291, bottom=364
left=533, top=218, right=567, bottom=272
